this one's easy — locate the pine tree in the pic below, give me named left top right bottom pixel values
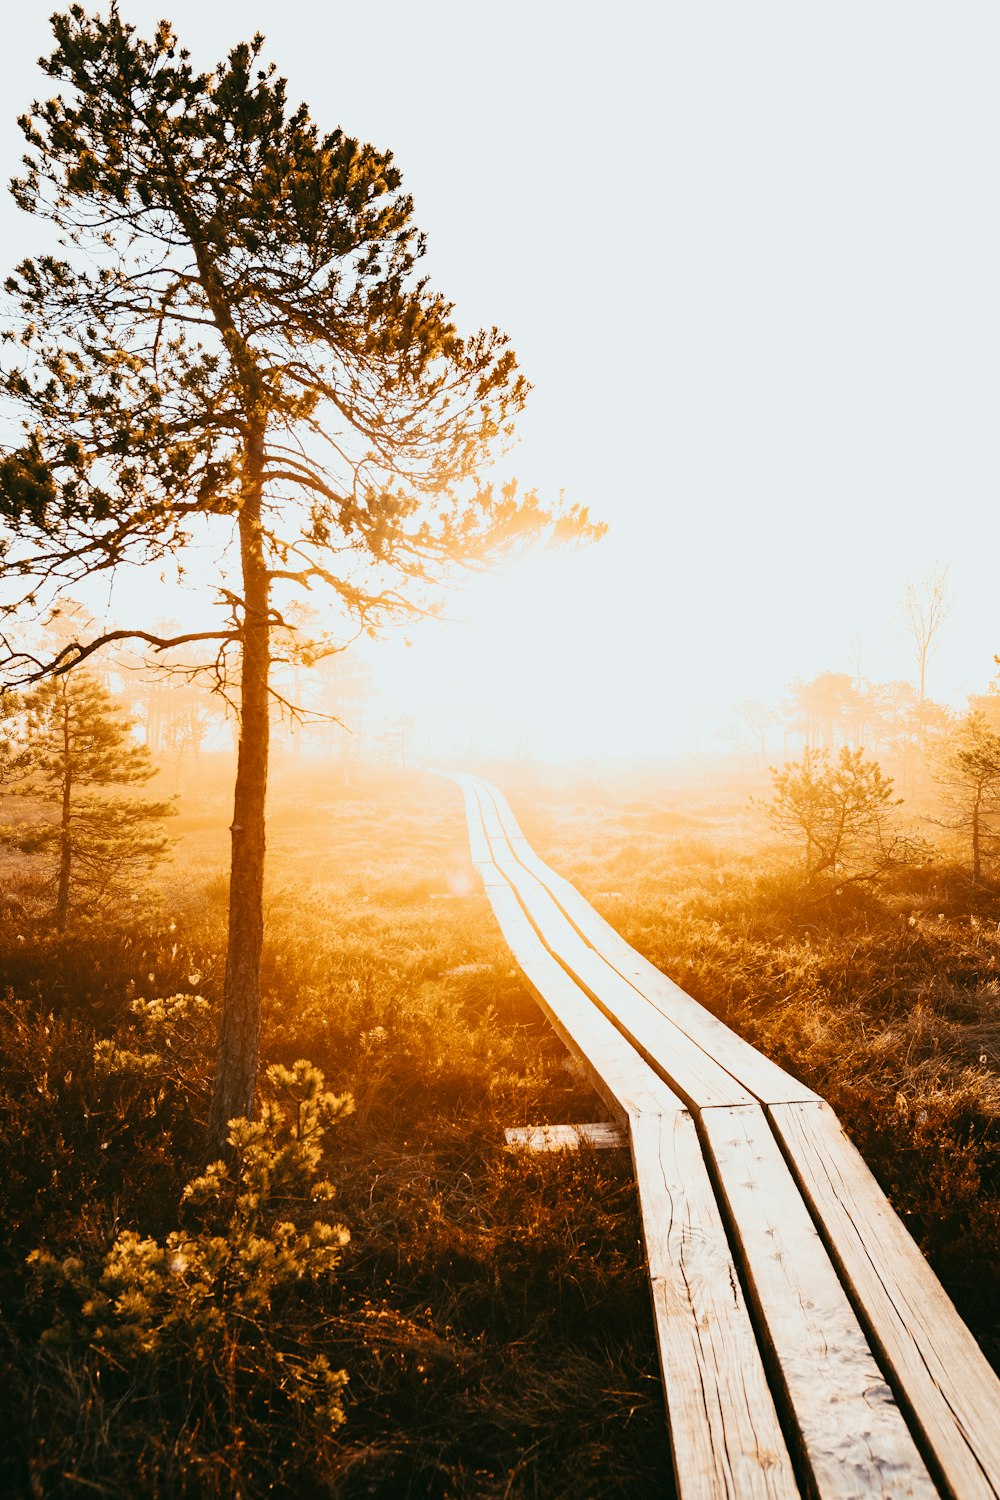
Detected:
left=930, top=711, right=1000, bottom=884
left=0, top=690, right=28, bottom=788
left=761, top=746, right=913, bottom=884
left=15, top=673, right=172, bottom=930
left=0, top=8, right=601, bottom=1150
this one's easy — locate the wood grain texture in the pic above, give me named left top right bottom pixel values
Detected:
left=483, top=904, right=800, bottom=1498
left=445, top=775, right=801, bottom=1499
left=772, top=1101, right=1000, bottom=1500
left=702, top=1106, right=937, bottom=1499
left=484, top=881, right=669, bottom=1124
left=632, top=1112, right=799, bottom=1500
left=504, top=1122, right=628, bottom=1151
left=439, top=769, right=1000, bottom=1497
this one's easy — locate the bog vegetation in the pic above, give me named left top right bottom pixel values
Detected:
left=0, top=13, right=996, bottom=1500
left=0, top=650, right=999, bottom=1493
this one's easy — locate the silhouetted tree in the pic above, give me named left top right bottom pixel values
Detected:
left=863, top=680, right=919, bottom=754
left=131, top=638, right=220, bottom=788
left=761, top=746, right=914, bottom=884
left=13, top=673, right=172, bottom=929
left=313, top=650, right=373, bottom=780
left=0, top=10, right=599, bottom=1151
left=903, top=565, right=951, bottom=702
left=786, top=673, right=856, bottom=750
left=733, top=699, right=780, bottom=766
left=930, top=711, right=1000, bottom=884
left=968, top=666, right=1000, bottom=737
left=0, top=691, right=28, bottom=788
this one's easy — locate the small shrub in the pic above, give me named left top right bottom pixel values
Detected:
left=27, top=1060, right=354, bottom=1492
left=93, top=990, right=212, bottom=1082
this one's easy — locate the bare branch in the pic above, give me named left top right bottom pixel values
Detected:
left=0, top=627, right=240, bottom=688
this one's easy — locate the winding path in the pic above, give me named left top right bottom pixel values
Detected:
left=441, top=771, right=1000, bottom=1500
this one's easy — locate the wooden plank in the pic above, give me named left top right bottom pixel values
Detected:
left=484, top=881, right=669, bottom=1123
left=504, top=1122, right=628, bottom=1151
left=453, top=778, right=508, bottom=884
left=771, top=1101, right=1000, bottom=1500
left=447, top=780, right=802, bottom=1499
left=471, top=782, right=756, bottom=1111
left=702, top=1106, right=937, bottom=1499
left=447, top=770, right=997, bottom=1494
left=631, top=1112, right=799, bottom=1500
left=484, top=908, right=800, bottom=1498
left=475, top=776, right=818, bottom=1107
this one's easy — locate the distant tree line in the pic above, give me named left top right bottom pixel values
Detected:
left=752, top=673, right=1000, bottom=889
left=733, top=671, right=964, bottom=771
left=0, top=603, right=439, bottom=927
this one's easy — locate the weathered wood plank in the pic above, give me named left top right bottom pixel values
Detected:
left=485, top=881, right=667, bottom=1123
left=632, top=1112, right=800, bottom=1500
left=445, top=770, right=992, bottom=1496
left=476, top=776, right=818, bottom=1107
left=452, top=781, right=801, bottom=1499
left=771, top=1100, right=1000, bottom=1500
left=504, top=1122, right=628, bottom=1151
left=702, top=1106, right=937, bottom=1499
left=454, top=778, right=508, bottom=885
left=483, top=902, right=801, bottom=1499
left=470, top=782, right=756, bottom=1111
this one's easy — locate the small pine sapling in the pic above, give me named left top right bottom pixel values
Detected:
left=30, top=1059, right=353, bottom=1435
left=929, top=710, right=1000, bottom=883
left=760, top=745, right=922, bottom=886
left=10, top=673, right=173, bottom=929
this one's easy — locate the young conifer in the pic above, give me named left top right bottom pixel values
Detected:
left=15, top=673, right=172, bottom=929
left=930, top=710, right=1000, bottom=883
left=761, top=746, right=914, bottom=884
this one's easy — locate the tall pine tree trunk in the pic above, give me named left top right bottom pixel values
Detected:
left=54, top=683, right=72, bottom=933
left=206, top=430, right=271, bottom=1157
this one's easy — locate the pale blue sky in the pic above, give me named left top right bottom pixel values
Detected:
left=2, top=3, right=998, bottom=756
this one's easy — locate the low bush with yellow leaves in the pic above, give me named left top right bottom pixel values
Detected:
left=27, top=1054, right=353, bottom=1489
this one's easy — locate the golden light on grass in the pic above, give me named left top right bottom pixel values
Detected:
left=1, top=4, right=999, bottom=1494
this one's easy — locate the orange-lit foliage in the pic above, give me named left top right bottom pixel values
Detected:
left=0, top=762, right=996, bottom=1494
left=0, top=768, right=667, bottom=1497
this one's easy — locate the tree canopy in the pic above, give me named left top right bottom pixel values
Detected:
left=8, top=671, right=172, bottom=929
left=0, top=6, right=594, bottom=654
left=930, top=710, right=1000, bottom=883
left=761, top=746, right=916, bottom=885
left=0, top=5, right=600, bottom=1150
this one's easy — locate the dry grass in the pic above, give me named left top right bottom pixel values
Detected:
left=0, top=763, right=671, bottom=1498
left=1, top=756, right=998, bottom=1496
left=512, top=766, right=1000, bottom=1363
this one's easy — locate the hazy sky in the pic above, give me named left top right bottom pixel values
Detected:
left=2, top=3, right=999, bottom=757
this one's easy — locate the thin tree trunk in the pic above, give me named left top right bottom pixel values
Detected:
left=206, top=430, right=270, bottom=1157
left=972, top=787, right=982, bottom=886
left=54, top=684, right=71, bottom=933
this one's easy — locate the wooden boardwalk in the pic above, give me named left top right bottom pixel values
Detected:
left=440, top=771, right=1000, bottom=1500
